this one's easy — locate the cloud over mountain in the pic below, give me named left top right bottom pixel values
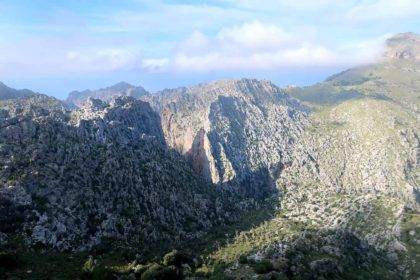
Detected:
left=145, top=21, right=386, bottom=72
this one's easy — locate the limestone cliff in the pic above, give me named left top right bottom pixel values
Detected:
left=146, top=79, right=308, bottom=196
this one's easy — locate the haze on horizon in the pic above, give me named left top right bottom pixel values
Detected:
left=1, top=0, right=420, bottom=99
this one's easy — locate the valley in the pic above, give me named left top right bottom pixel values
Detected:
left=0, top=33, right=419, bottom=279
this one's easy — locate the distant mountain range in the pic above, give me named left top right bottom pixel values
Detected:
left=0, top=82, right=37, bottom=101
left=0, top=33, right=419, bottom=279
left=66, top=81, right=149, bottom=107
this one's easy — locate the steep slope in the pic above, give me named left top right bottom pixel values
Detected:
left=288, top=33, right=420, bottom=113
left=1, top=33, right=419, bottom=279
left=145, top=79, right=308, bottom=197
left=0, top=94, right=232, bottom=252
left=66, top=82, right=149, bottom=107
left=205, top=34, right=420, bottom=279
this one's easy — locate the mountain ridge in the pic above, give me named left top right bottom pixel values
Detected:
left=0, top=32, right=419, bottom=279
left=66, top=81, right=149, bottom=108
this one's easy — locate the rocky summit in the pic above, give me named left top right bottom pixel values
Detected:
left=66, top=82, right=149, bottom=108
left=0, top=33, right=419, bottom=279
left=384, top=32, right=420, bottom=61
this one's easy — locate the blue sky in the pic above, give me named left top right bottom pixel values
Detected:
left=1, top=0, right=420, bottom=99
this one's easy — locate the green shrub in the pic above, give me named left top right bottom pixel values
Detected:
left=194, top=265, right=210, bottom=278
left=162, top=250, right=191, bottom=267
left=133, top=264, right=148, bottom=276
left=264, top=271, right=288, bottom=280
left=91, top=266, right=116, bottom=280
left=253, top=260, right=274, bottom=274
left=82, top=257, right=96, bottom=274
left=159, top=266, right=180, bottom=279
left=141, top=263, right=180, bottom=280
left=209, top=263, right=234, bottom=280
left=238, top=255, right=248, bottom=264
left=81, top=257, right=115, bottom=280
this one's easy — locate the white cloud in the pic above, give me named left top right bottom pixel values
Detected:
left=219, top=0, right=343, bottom=10
left=346, top=0, right=420, bottom=21
left=101, top=1, right=252, bottom=36
left=141, top=58, right=169, bottom=71
left=216, top=21, right=295, bottom=51
left=0, top=39, right=141, bottom=77
left=146, top=21, right=386, bottom=73
left=0, top=0, right=414, bottom=81
left=64, top=49, right=139, bottom=72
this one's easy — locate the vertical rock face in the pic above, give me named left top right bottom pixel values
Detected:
left=66, top=82, right=149, bottom=108
left=0, top=94, right=229, bottom=251
left=146, top=79, right=308, bottom=196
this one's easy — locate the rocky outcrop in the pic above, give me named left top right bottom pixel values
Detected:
left=66, top=82, right=149, bottom=108
left=383, top=32, right=420, bottom=61
left=1, top=33, right=419, bottom=278
left=0, top=94, right=231, bottom=251
left=146, top=79, right=308, bottom=196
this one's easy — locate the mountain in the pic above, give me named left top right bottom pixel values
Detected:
left=145, top=79, right=308, bottom=197
left=211, top=33, right=419, bottom=279
left=288, top=33, right=420, bottom=112
left=0, top=94, right=239, bottom=253
left=0, top=33, right=419, bottom=279
left=0, top=82, right=37, bottom=101
left=384, top=32, right=420, bottom=60
left=66, top=82, right=149, bottom=107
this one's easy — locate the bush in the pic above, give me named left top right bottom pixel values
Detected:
left=253, top=260, right=274, bottom=274
left=81, top=257, right=115, bottom=280
left=194, top=265, right=210, bottom=278
left=162, top=250, right=191, bottom=267
left=133, top=264, right=148, bottom=276
left=238, top=255, right=248, bottom=264
left=141, top=263, right=180, bottom=280
left=209, top=263, right=234, bottom=280
left=82, top=257, right=96, bottom=274
left=91, top=266, right=116, bottom=280
left=264, top=271, right=288, bottom=280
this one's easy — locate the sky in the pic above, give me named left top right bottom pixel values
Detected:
left=1, top=0, right=420, bottom=99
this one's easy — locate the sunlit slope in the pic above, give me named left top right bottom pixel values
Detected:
left=204, top=50, right=420, bottom=279
left=288, top=61, right=420, bottom=113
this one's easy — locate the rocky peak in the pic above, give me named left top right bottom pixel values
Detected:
left=384, top=32, right=420, bottom=60
left=66, top=82, right=149, bottom=108
left=73, top=96, right=165, bottom=145
left=106, top=81, right=134, bottom=91
left=84, top=97, right=108, bottom=111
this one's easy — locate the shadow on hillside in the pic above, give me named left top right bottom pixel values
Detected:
left=0, top=97, right=281, bottom=261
